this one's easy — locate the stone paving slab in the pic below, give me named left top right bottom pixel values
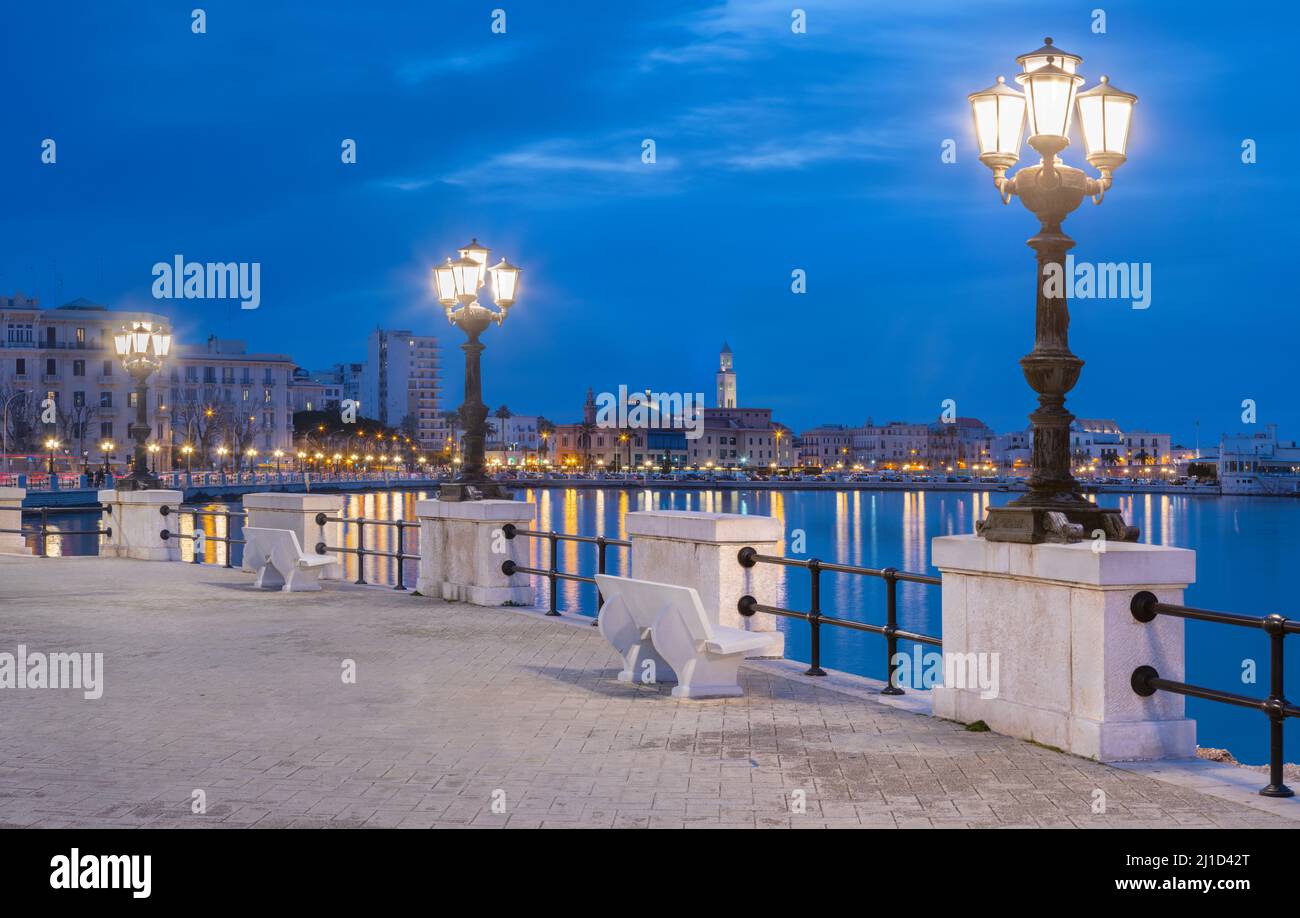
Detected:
left=0, top=555, right=1294, bottom=828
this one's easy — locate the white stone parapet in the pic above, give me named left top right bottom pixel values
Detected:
left=0, top=487, right=29, bottom=556
left=98, top=489, right=184, bottom=562
left=931, top=533, right=1197, bottom=762
left=415, top=499, right=535, bottom=606
left=243, top=492, right=345, bottom=580
left=624, top=510, right=785, bottom=658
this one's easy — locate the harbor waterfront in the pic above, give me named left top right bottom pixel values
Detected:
left=25, top=484, right=1298, bottom=766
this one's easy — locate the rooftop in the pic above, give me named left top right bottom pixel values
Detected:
left=0, top=556, right=1293, bottom=828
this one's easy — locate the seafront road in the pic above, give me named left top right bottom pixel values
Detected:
left=0, top=556, right=1293, bottom=828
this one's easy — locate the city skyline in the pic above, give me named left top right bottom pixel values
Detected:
left=2, top=3, right=1293, bottom=443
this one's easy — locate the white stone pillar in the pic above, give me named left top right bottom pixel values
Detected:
left=931, top=534, right=1197, bottom=762
left=624, top=510, right=784, bottom=658
left=242, top=492, right=345, bottom=579
left=98, top=489, right=183, bottom=561
left=415, top=499, right=534, bottom=605
left=0, top=487, right=29, bottom=556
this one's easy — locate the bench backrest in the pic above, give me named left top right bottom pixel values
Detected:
left=244, top=526, right=307, bottom=562
left=595, top=574, right=714, bottom=643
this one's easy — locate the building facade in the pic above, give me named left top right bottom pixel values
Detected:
left=362, top=329, right=441, bottom=447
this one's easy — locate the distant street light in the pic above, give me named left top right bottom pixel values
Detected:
left=433, top=238, right=521, bottom=500
left=99, top=439, right=116, bottom=477
left=111, top=321, right=171, bottom=490
left=969, top=38, right=1139, bottom=544
left=45, top=437, right=60, bottom=475
left=181, top=444, right=194, bottom=474
left=147, top=442, right=160, bottom=474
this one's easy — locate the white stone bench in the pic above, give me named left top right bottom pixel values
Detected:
left=595, top=574, right=777, bottom=699
left=243, top=527, right=334, bottom=592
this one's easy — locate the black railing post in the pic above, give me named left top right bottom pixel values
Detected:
left=191, top=509, right=201, bottom=564
left=222, top=509, right=233, bottom=568
left=393, top=521, right=406, bottom=591
left=39, top=506, right=49, bottom=557
left=354, top=517, right=367, bottom=585
left=806, top=559, right=826, bottom=677
left=594, top=536, right=608, bottom=626
left=546, top=530, right=560, bottom=615
left=1261, top=615, right=1294, bottom=798
left=881, top=568, right=904, bottom=695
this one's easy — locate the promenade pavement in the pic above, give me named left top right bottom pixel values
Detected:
left=0, top=555, right=1294, bottom=828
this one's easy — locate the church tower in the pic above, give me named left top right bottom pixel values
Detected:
left=716, top=342, right=737, bottom=408
left=582, top=386, right=597, bottom=425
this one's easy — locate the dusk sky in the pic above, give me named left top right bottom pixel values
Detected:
left=2, top=1, right=1294, bottom=443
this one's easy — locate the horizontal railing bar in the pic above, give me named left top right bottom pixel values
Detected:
left=505, top=526, right=630, bottom=547
left=1144, top=600, right=1300, bottom=634
left=315, top=513, right=419, bottom=528
left=1146, top=675, right=1300, bottom=718
left=21, top=505, right=110, bottom=515
left=741, top=551, right=940, bottom=585
left=507, top=564, right=593, bottom=585
left=742, top=600, right=943, bottom=646
left=315, top=544, right=417, bottom=562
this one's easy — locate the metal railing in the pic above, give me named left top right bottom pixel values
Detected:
left=1130, top=590, right=1299, bottom=797
left=158, top=504, right=246, bottom=567
left=736, top=547, right=942, bottom=692
left=313, top=512, right=419, bottom=590
left=0, top=505, right=112, bottom=557
left=499, top=523, right=630, bottom=620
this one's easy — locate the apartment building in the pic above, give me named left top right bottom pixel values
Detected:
left=362, top=329, right=440, bottom=447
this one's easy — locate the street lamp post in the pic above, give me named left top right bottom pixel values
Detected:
left=111, top=321, right=171, bottom=491
left=45, top=438, right=59, bottom=476
left=969, top=38, right=1139, bottom=544
left=181, top=444, right=194, bottom=474
left=99, top=439, right=115, bottom=477
left=433, top=238, right=521, bottom=501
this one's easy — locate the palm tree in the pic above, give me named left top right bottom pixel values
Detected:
left=492, top=405, right=512, bottom=450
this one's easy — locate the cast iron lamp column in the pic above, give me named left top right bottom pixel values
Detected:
left=969, top=38, right=1139, bottom=544
left=432, top=239, right=522, bottom=501
left=111, top=321, right=172, bottom=492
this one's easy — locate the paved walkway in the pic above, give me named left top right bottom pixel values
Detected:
left=0, top=556, right=1293, bottom=828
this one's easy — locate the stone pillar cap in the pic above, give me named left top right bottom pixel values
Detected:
left=933, top=533, right=1195, bottom=587
left=625, top=510, right=781, bottom=543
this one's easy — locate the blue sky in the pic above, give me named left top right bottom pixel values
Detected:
left=2, top=1, right=1295, bottom=444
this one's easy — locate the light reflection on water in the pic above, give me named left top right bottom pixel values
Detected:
left=34, top=486, right=1299, bottom=764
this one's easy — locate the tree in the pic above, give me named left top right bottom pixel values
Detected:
left=492, top=405, right=512, bottom=450
left=576, top=420, right=595, bottom=474
left=0, top=384, right=40, bottom=452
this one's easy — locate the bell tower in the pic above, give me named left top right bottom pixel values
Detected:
left=716, top=342, right=736, bottom=408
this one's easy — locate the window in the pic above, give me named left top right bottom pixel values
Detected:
left=15, top=358, right=25, bottom=376
left=102, top=360, right=113, bottom=377
left=128, top=392, right=139, bottom=408
left=6, top=323, right=34, bottom=346
left=185, top=366, right=197, bottom=383
left=100, top=392, right=112, bottom=408
left=204, top=367, right=216, bottom=384
left=45, top=327, right=55, bottom=347
left=45, top=358, right=56, bottom=376
left=263, top=387, right=272, bottom=404
left=242, top=388, right=250, bottom=402
left=100, top=422, right=113, bottom=439
left=73, top=359, right=85, bottom=377
left=75, top=327, right=85, bottom=345
left=73, top=391, right=85, bottom=408
left=222, top=367, right=235, bottom=384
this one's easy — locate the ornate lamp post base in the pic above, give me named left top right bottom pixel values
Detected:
left=439, top=481, right=508, bottom=502
left=979, top=502, right=1136, bottom=544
